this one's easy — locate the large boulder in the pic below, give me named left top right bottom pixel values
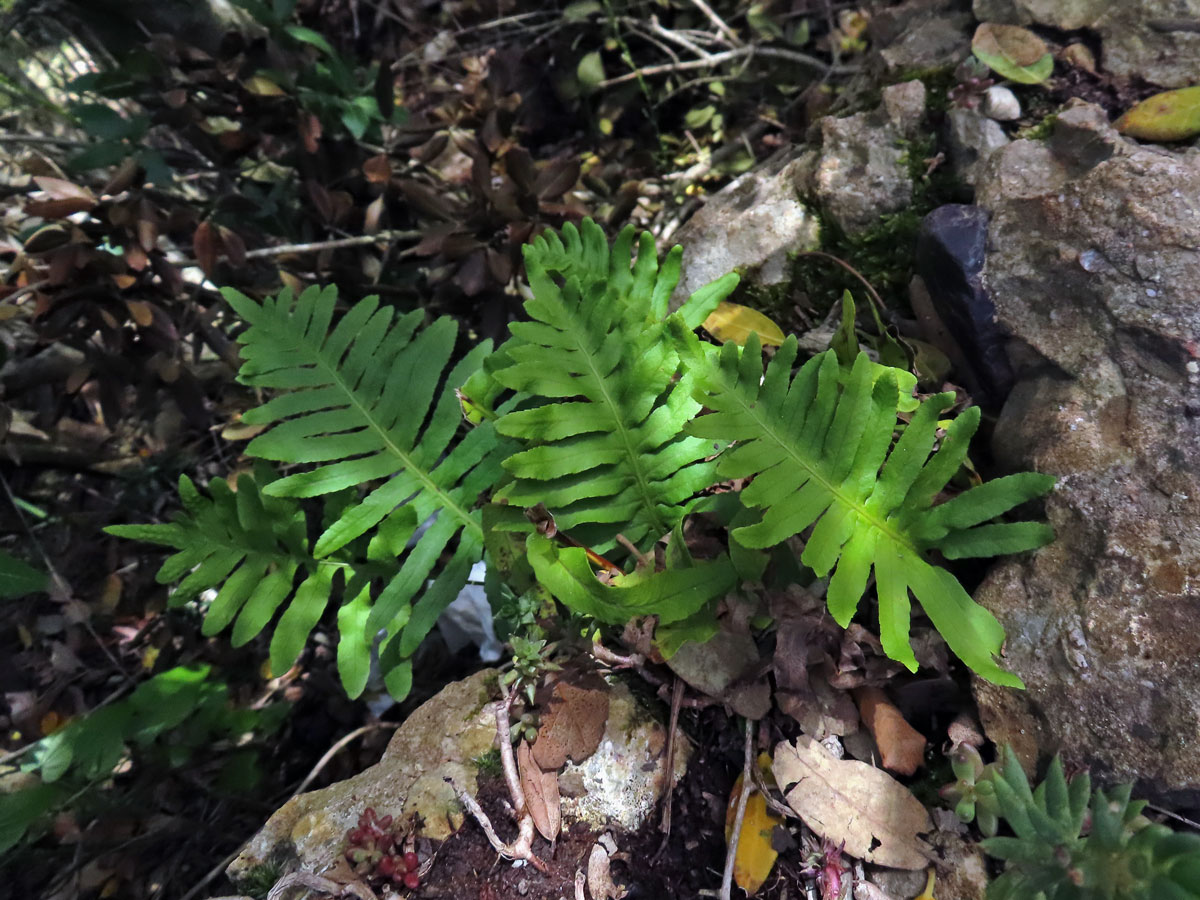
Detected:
left=973, top=0, right=1200, bottom=88
left=969, top=101, right=1200, bottom=800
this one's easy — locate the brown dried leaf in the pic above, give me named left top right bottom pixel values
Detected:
left=193, top=222, right=218, bottom=277
left=773, top=735, right=933, bottom=870
left=517, top=739, right=561, bottom=842
left=364, top=195, right=385, bottom=235
left=218, top=226, right=246, bottom=267
left=532, top=677, right=610, bottom=770
left=33, top=176, right=95, bottom=203
left=124, top=300, right=154, bottom=327
left=535, top=156, right=581, bottom=200
left=306, top=180, right=334, bottom=222
left=26, top=198, right=95, bottom=219
left=363, top=153, right=392, bottom=185
left=299, top=112, right=322, bottom=154
left=853, top=687, right=926, bottom=776
left=101, top=157, right=140, bottom=196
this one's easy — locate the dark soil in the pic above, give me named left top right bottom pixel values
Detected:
left=422, top=707, right=818, bottom=900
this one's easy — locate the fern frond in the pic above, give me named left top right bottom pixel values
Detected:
left=680, top=334, right=1054, bottom=686
left=213, top=285, right=508, bottom=696
left=106, top=471, right=331, bottom=676
left=482, top=219, right=739, bottom=552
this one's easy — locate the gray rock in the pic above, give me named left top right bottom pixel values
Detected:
left=668, top=155, right=820, bottom=308
left=973, top=0, right=1200, bottom=88
left=802, top=81, right=927, bottom=236
left=915, top=204, right=1013, bottom=405
left=970, top=102, right=1200, bottom=799
left=869, top=0, right=974, bottom=74
left=947, top=107, right=1010, bottom=186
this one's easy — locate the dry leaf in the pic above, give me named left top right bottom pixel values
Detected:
left=193, top=222, right=218, bottom=277
left=971, top=23, right=1053, bottom=84
left=1116, top=86, right=1200, bottom=142
left=363, top=153, right=392, bottom=184
left=586, top=842, right=625, bottom=900
left=773, top=735, right=932, bottom=870
left=703, top=301, right=785, bottom=347
left=517, top=739, right=561, bottom=842
left=724, top=756, right=785, bottom=896
left=245, top=75, right=286, bottom=96
left=124, top=300, right=154, bottom=327
left=852, top=686, right=926, bottom=776
left=532, top=677, right=609, bottom=769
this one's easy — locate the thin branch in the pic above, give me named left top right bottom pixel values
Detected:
left=795, top=249, right=887, bottom=317
left=291, top=722, right=400, bottom=796
left=600, top=45, right=851, bottom=89
left=653, top=677, right=686, bottom=862
left=178, top=231, right=423, bottom=269
left=685, top=0, right=742, bottom=45
left=720, top=719, right=754, bottom=900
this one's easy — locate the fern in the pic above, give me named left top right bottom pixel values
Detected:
left=112, top=287, right=508, bottom=698
left=964, top=747, right=1200, bottom=900
left=677, top=332, right=1055, bottom=686
left=474, top=218, right=739, bottom=552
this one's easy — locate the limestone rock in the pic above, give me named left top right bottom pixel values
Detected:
left=970, top=102, right=1200, bottom=798
left=557, top=679, right=689, bottom=831
left=946, top=107, right=1010, bottom=187
left=668, top=155, right=819, bottom=308
left=803, top=81, right=927, bottom=236
left=228, top=669, right=500, bottom=882
left=973, top=0, right=1200, bottom=88
left=869, top=0, right=974, bottom=74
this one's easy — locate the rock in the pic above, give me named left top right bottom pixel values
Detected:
left=668, top=155, right=819, bottom=308
left=868, top=0, right=974, bottom=74
left=228, top=669, right=500, bottom=882
left=801, top=81, right=927, bottom=236
left=914, top=204, right=1013, bottom=405
left=972, top=0, right=1200, bottom=88
left=980, top=85, right=1021, bottom=121
left=946, top=107, right=1010, bottom=186
left=969, top=102, right=1200, bottom=799
left=557, top=679, right=689, bottom=831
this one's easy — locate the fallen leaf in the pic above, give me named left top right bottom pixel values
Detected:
left=124, top=300, right=154, bottom=327
left=971, top=23, right=1053, bottom=84
left=587, top=841, right=625, bottom=900
left=773, top=735, right=932, bottom=870
left=532, top=676, right=609, bottom=769
left=703, top=301, right=785, bottom=347
left=363, top=153, right=392, bottom=185
left=724, top=755, right=785, bottom=895
left=1116, top=86, right=1200, bottom=141
left=852, top=686, right=926, bottom=776
left=193, top=222, right=218, bottom=277
left=245, top=75, right=286, bottom=96
left=517, top=739, right=561, bottom=842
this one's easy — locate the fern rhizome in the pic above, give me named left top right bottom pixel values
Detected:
left=108, top=218, right=1054, bottom=699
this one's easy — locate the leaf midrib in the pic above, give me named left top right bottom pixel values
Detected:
left=273, top=325, right=482, bottom=544
left=726, top=368, right=916, bottom=555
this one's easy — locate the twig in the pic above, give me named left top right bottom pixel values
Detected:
left=179, top=847, right=244, bottom=900
left=795, top=249, right=886, bottom=317
left=290, top=722, right=400, bottom=796
left=719, top=719, right=754, bottom=900
left=590, top=640, right=644, bottom=669
left=653, top=677, right=686, bottom=862
left=177, top=231, right=422, bottom=269
left=600, top=45, right=851, bottom=89
left=267, top=871, right=376, bottom=900
left=685, top=0, right=742, bottom=45
left=2, top=278, right=49, bottom=305
left=574, top=869, right=586, bottom=900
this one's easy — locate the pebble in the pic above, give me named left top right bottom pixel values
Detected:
left=981, top=85, right=1021, bottom=121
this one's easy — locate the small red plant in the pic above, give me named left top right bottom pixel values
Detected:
left=344, top=807, right=424, bottom=891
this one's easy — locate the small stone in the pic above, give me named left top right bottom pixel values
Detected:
left=980, top=85, right=1021, bottom=121
left=947, top=108, right=1009, bottom=186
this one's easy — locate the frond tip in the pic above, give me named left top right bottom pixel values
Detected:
left=683, top=336, right=1054, bottom=687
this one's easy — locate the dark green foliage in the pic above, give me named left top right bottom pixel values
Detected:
left=0, top=665, right=286, bottom=853
left=953, top=746, right=1200, bottom=900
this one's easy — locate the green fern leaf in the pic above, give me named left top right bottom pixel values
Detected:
left=219, top=285, right=508, bottom=694
left=482, top=219, right=738, bottom=552
left=106, top=472, right=321, bottom=660
left=525, top=532, right=737, bottom=624
left=679, top=333, right=1054, bottom=686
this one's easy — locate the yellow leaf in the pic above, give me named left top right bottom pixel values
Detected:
left=141, top=645, right=160, bottom=671
left=703, top=301, right=785, bottom=347
left=724, top=760, right=785, bottom=896
left=1116, top=86, right=1200, bottom=142
left=245, top=75, right=286, bottom=97
left=915, top=869, right=937, bottom=900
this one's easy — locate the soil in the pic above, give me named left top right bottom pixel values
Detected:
left=420, top=708, right=818, bottom=900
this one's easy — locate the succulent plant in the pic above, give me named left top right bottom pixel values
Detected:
left=344, top=807, right=423, bottom=892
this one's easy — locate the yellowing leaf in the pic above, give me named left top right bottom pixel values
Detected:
left=245, top=75, right=286, bottom=97
left=1116, top=86, right=1200, bottom=142
left=972, top=23, right=1053, bottom=85
left=724, top=754, right=785, bottom=896
left=703, top=301, right=785, bottom=347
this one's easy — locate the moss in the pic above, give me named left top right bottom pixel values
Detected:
left=236, top=861, right=285, bottom=900
left=472, top=745, right=503, bottom=778
left=1016, top=112, right=1059, bottom=142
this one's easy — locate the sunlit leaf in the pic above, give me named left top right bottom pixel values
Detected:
left=972, top=23, right=1053, bottom=85
left=1116, top=86, right=1200, bottom=142
left=703, top=301, right=785, bottom=347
